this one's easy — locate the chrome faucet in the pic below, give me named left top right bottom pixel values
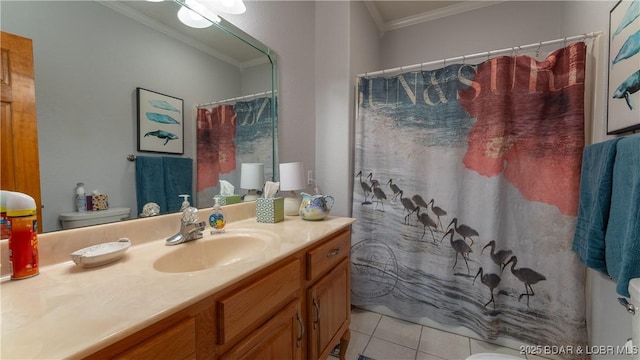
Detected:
left=166, top=207, right=206, bottom=246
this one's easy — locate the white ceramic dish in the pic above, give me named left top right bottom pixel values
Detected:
left=70, top=238, right=131, bottom=268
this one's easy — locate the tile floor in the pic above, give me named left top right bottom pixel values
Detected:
left=329, top=307, right=551, bottom=360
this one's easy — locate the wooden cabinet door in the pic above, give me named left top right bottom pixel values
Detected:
left=220, top=299, right=303, bottom=360
left=0, top=31, right=42, bottom=233
left=308, top=258, right=350, bottom=360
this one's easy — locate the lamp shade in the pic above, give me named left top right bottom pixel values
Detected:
left=240, top=163, right=264, bottom=190
left=279, top=162, right=305, bottom=191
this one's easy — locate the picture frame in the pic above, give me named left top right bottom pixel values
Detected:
left=137, top=87, right=184, bottom=154
left=607, top=0, right=640, bottom=135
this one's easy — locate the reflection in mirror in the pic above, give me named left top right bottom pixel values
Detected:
left=1, top=0, right=277, bottom=232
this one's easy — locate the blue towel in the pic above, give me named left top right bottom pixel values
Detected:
left=163, top=157, right=193, bottom=213
left=135, top=156, right=167, bottom=215
left=135, top=156, right=193, bottom=215
left=605, top=136, right=640, bottom=297
left=572, top=138, right=621, bottom=273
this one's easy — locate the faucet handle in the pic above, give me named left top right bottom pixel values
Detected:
left=181, top=206, right=199, bottom=225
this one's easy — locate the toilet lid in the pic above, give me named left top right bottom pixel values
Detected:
left=466, top=353, right=524, bottom=360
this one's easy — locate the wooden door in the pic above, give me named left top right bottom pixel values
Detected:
left=1, top=31, right=42, bottom=233
left=308, top=258, right=350, bottom=360
left=220, top=299, right=303, bottom=360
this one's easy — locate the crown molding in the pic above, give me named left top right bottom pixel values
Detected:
left=363, top=1, right=387, bottom=37
left=366, top=1, right=506, bottom=34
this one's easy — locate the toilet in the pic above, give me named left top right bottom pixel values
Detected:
left=59, top=207, right=131, bottom=229
left=629, top=278, right=640, bottom=360
left=466, top=278, right=640, bottom=360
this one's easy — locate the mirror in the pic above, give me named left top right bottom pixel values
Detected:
left=1, top=0, right=277, bottom=232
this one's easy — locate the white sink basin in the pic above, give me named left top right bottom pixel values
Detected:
left=153, top=232, right=273, bottom=273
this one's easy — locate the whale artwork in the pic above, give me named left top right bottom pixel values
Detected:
left=613, top=30, right=640, bottom=64
left=613, top=70, right=640, bottom=110
left=613, top=0, right=640, bottom=38
left=144, top=130, right=179, bottom=145
left=148, top=99, right=181, bottom=113
left=145, top=112, right=180, bottom=124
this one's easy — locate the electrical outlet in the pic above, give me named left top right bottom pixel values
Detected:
left=307, top=170, right=313, bottom=185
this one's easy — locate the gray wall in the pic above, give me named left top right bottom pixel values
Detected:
left=2, top=1, right=242, bottom=231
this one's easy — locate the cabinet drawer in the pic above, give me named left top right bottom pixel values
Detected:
left=306, top=229, right=350, bottom=281
left=217, top=259, right=300, bottom=345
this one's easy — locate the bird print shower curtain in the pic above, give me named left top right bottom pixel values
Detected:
left=351, top=42, right=588, bottom=357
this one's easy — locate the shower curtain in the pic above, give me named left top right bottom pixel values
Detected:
left=351, top=42, right=588, bottom=357
left=196, top=96, right=276, bottom=202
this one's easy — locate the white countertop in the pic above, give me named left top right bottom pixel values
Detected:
left=1, top=215, right=355, bottom=359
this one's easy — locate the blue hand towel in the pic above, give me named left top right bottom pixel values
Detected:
left=163, top=156, right=193, bottom=213
left=605, top=136, right=640, bottom=297
left=135, top=156, right=167, bottom=215
left=572, top=138, right=621, bottom=273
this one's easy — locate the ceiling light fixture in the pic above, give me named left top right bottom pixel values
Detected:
left=200, top=0, right=246, bottom=15
left=177, top=0, right=220, bottom=28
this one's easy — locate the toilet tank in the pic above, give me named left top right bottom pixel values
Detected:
left=630, top=278, right=640, bottom=357
left=59, top=207, right=131, bottom=229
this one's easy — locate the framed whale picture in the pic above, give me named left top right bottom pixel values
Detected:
left=137, top=87, right=184, bottom=154
left=607, top=0, right=640, bottom=134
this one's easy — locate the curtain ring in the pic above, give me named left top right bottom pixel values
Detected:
left=462, top=55, right=466, bottom=65
left=443, top=58, right=447, bottom=67
left=535, top=42, right=542, bottom=57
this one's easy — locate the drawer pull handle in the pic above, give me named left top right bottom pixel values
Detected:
left=296, top=310, right=304, bottom=347
left=313, top=296, right=320, bottom=330
left=327, top=248, right=340, bottom=257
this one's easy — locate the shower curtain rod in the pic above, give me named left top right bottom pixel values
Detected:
left=196, top=90, right=276, bottom=108
left=356, top=31, right=603, bottom=78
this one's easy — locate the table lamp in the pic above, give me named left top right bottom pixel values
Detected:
left=240, top=163, right=264, bottom=202
left=279, top=162, right=305, bottom=216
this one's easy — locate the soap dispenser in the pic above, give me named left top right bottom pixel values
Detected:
left=209, top=197, right=225, bottom=234
left=179, top=194, right=191, bottom=212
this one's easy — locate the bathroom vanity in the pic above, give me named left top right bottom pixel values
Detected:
left=0, top=203, right=355, bottom=360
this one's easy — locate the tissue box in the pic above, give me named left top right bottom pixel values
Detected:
left=86, top=194, right=109, bottom=211
left=256, top=197, right=284, bottom=223
left=214, top=195, right=242, bottom=205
